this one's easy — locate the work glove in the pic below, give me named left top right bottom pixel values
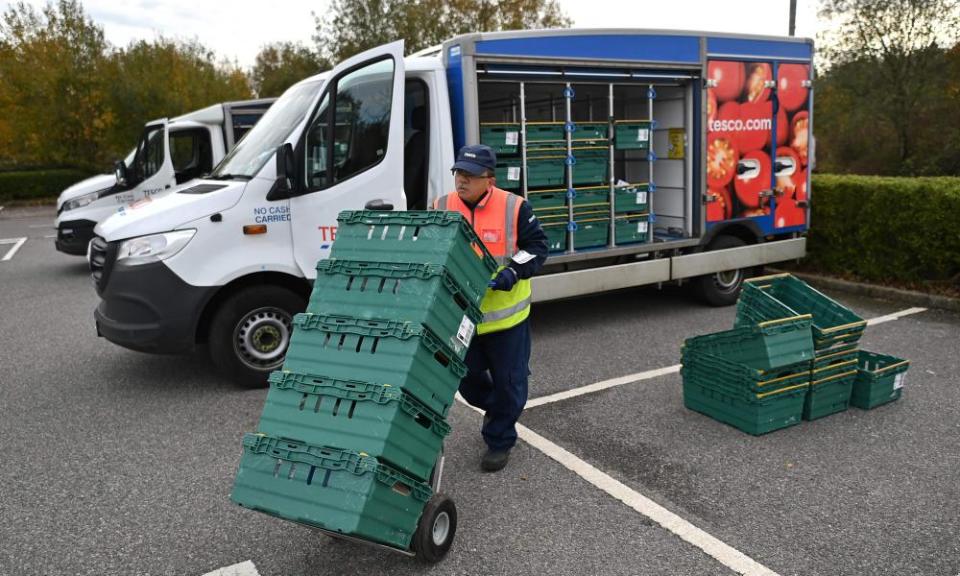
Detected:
left=488, top=267, right=518, bottom=291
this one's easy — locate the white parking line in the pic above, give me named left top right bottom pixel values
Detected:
left=456, top=395, right=781, bottom=576
left=43, top=234, right=56, bottom=239
left=865, top=307, right=927, bottom=326
left=1, top=237, right=27, bottom=261
left=201, top=560, right=260, bottom=576
left=525, top=364, right=681, bottom=409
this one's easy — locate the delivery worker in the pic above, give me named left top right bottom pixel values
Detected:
left=433, top=144, right=548, bottom=472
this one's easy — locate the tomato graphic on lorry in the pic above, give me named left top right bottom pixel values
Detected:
left=745, top=62, right=772, bottom=103
left=707, top=59, right=810, bottom=227
left=707, top=61, right=744, bottom=102
left=707, top=133, right=739, bottom=188
left=734, top=150, right=771, bottom=210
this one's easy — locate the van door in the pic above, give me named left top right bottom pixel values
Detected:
left=705, top=60, right=779, bottom=228
left=289, top=41, right=406, bottom=277
left=127, top=120, right=176, bottom=203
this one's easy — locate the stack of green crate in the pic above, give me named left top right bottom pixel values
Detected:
left=480, top=120, right=610, bottom=194
left=737, top=276, right=866, bottom=420
left=529, top=183, right=650, bottom=252
left=680, top=316, right=814, bottom=435
left=231, top=210, right=497, bottom=550
left=685, top=273, right=911, bottom=432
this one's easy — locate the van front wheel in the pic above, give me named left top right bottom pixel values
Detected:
left=209, top=285, right=305, bottom=388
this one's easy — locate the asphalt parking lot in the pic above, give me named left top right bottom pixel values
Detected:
left=2, top=205, right=958, bottom=576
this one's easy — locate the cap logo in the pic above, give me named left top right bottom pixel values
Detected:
left=464, top=152, right=477, bottom=158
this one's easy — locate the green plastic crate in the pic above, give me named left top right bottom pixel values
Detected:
left=284, top=314, right=467, bottom=417
left=810, top=349, right=859, bottom=381
left=542, top=222, right=567, bottom=253
left=535, top=203, right=609, bottom=222
left=258, top=370, right=449, bottom=481
left=614, top=214, right=650, bottom=245
left=614, top=183, right=650, bottom=214
left=683, top=315, right=815, bottom=371
left=851, top=350, right=910, bottom=409
left=332, top=211, right=498, bottom=305
left=539, top=218, right=610, bottom=251
left=739, top=275, right=867, bottom=350
left=528, top=187, right=609, bottom=211
left=681, top=348, right=811, bottom=394
left=803, top=369, right=856, bottom=420
left=480, top=123, right=521, bottom=154
left=682, top=380, right=806, bottom=436
left=494, top=160, right=524, bottom=190
left=572, top=218, right=609, bottom=249
left=231, top=433, right=430, bottom=550
left=526, top=189, right=568, bottom=210
left=496, top=149, right=608, bottom=191
left=574, top=186, right=610, bottom=210
left=525, top=123, right=565, bottom=143
left=312, top=259, right=481, bottom=359
left=573, top=122, right=609, bottom=141
left=613, top=120, right=652, bottom=151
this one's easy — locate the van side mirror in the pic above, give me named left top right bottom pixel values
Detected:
left=267, top=143, right=296, bottom=201
left=114, top=160, right=128, bottom=187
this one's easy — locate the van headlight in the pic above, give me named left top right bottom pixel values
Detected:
left=62, top=190, right=100, bottom=212
left=116, top=229, right=196, bottom=266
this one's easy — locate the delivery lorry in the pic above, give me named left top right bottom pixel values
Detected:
left=54, top=98, right=275, bottom=255
left=89, top=30, right=813, bottom=387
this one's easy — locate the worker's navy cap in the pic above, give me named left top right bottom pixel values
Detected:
left=451, top=144, right=496, bottom=176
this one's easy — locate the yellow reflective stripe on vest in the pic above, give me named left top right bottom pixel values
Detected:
left=478, top=276, right=532, bottom=335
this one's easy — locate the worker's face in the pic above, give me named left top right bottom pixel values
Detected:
left=454, top=169, right=493, bottom=203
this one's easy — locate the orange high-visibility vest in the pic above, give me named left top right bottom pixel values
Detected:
left=433, top=187, right=532, bottom=334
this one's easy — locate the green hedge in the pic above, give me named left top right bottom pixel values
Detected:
left=807, top=174, right=960, bottom=284
left=0, top=168, right=96, bottom=203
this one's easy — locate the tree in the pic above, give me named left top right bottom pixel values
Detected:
left=313, top=0, right=571, bottom=62
left=817, top=0, right=960, bottom=173
left=0, top=0, right=112, bottom=169
left=251, top=41, right=328, bottom=98
left=104, top=37, right=252, bottom=160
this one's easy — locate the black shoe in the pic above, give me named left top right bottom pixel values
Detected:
left=481, top=448, right=511, bottom=472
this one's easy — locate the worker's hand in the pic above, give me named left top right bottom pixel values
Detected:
left=488, top=267, right=518, bottom=291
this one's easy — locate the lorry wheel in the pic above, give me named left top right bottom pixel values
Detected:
left=411, top=494, right=457, bottom=563
left=695, top=235, right=748, bottom=307
left=209, top=285, right=306, bottom=388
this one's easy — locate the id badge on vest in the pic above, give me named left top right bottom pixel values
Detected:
left=481, top=229, right=502, bottom=244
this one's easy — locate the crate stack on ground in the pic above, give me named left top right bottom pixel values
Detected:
left=681, top=314, right=815, bottom=435
left=481, top=110, right=653, bottom=253
left=682, top=273, right=911, bottom=435
left=231, top=210, right=497, bottom=550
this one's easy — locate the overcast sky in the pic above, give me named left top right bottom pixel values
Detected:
left=2, top=0, right=821, bottom=69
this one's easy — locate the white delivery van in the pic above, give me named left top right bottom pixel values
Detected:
left=90, top=31, right=813, bottom=387
left=54, top=98, right=275, bottom=255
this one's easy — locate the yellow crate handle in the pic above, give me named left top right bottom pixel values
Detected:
left=811, top=369, right=858, bottom=386
left=872, top=360, right=910, bottom=375
left=812, top=359, right=858, bottom=375
left=755, top=382, right=809, bottom=399
left=757, top=370, right=812, bottom=387
left=819, top=320, right=868, bottom=334
left=756, top=314, right=813, bottom=327
left=815, top=346, right=859, bottom=362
